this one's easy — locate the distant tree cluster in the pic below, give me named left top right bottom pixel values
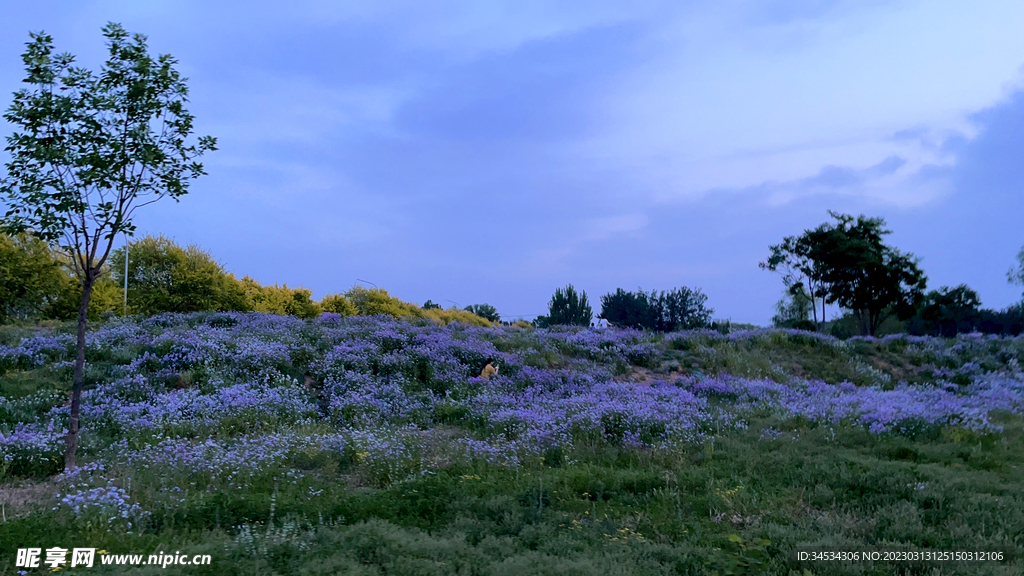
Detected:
left=599, top=287, right=713, bottom=331
left=762, top=212, right=926, bottom=336
left=0, top=232, right=497, bottom=326
left=765, top=214, right=1024, bottom=337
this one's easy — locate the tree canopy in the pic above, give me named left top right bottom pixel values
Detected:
left=0, top=23, right=216, bottom=469
left=464, top=303, right=500, bottom=323
left=109, top=235, right=247, bottom=315
left=763, top=212, right=926, bottom=336
left=535, top=284, right=592, bottom=327
left=0, top=232, right=65, bottom=321
left=599, top=286, right=713, bottom=331
left=909, top=285, right=982, bottom=337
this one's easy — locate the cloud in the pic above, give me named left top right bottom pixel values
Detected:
left=2, top=0, right=1023, bottom=325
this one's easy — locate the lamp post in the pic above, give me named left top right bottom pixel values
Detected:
left=356, top=278, right=378, bottom=289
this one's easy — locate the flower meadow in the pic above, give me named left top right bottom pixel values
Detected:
left=2, top=313, right=1024, bottom=574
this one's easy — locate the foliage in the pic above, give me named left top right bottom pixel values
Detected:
left=341, top=287, right=492, bottom=326
left=600, top=287, right=713, bottom=331
left=422, top=300, right=441, bottom=310
left=0, top=232, right=65, bottom=321
left=764, top=212, right=926, bottom=336
left=770, top=284, right=815, bottom=331
left=422, top=307, right=493, bottom=327
left=241, top=277, right=320, bottom=319
left=45, top=273, right=122, bottom=321
left=345, top=286, right=425, bottom=318
left=464, top=303, right=500, bottom=323
left=1010, top=246, right=1024, bottom=298
left=0, top=22, right=215, bottom=469
left=908, top=285, right=982, bottom=337
left=760, top=233, right=831, bottom=328
left=108, top=235, right=248, bottom=315
left=813, top=212, right=927, bottom=336
left=320, top=294, right=358, bottom=316
left=536, top=284, right=592, bottom=327
left=976, top=303, right=1024, bottom=336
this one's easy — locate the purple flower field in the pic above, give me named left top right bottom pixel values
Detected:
left=2, top=312, right=1024, bottom=548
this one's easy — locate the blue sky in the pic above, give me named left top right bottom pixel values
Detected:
left=2, top=0, right=1023, bottom=323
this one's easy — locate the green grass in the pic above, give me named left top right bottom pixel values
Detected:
left=3, top=409, right=1021, bottom=574
left=2, top=327, right=1024, bottom=574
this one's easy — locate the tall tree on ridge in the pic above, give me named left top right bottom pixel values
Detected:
left=1, top=23, right=216, bottom=469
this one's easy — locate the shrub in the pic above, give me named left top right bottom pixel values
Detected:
left=109, top=235, right=249, bottom=315
left=321, top=294, right=358, bottom=316
left=241, top=278, right=321, bottom=319
left=0, top=232, right=66, bottom=322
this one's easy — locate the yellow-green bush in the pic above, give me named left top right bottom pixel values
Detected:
left=344, top=287, right=423, bottom=318
left=240, top=277, right=321, bottom=319
left=320, top=293, right=358, bottom=316
left=423, top=307, right=493, bottom=327
left=0, top=232, right=66, bottom=321
left=109, top=236, right=249, bottom=315
left=46, top=274, right=123, bottom=320
left=342, top=287, right=493, bottom=326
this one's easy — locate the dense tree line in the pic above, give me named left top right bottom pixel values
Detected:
left=599, top=286, right=713, bottom=331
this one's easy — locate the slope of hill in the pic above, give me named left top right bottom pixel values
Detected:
left=1, top=314, right=1022, bottom=574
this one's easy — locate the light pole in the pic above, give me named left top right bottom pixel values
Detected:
left=444, top=299, right=460, bottom=309
left=356, top=278, right=378, bottom=289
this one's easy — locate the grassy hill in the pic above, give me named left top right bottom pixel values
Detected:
left=1, top=314, right=1022, bottom=574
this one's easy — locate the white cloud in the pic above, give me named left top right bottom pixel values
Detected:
left=567, top=0, right=1024, bottom=204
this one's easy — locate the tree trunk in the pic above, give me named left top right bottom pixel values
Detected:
left=809, top=289, right=819, bottom=328
left=63, top=278, right=93, bottom=471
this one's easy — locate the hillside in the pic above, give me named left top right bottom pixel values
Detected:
left=1, top=314, right=1023, bottom=575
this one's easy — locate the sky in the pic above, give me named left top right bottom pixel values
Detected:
left=2, top=0, right=1023, bottom=324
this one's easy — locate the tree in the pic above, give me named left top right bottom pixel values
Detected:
left=764, top=212, right=926, bottom=336
left=109, top=235, right=247, bottom=315
left=658, top=286, right=713, bottom=330
left=0, top=231, right=65, bottom=321
left=45, top=262, right=122, bottom=321
left=977, top=304, right=1024, bottom=336
left=464, top=303, right=500, bottom=323
left=599, top=288, right=654, bottom=330
left=1010, top=246, right=1024, bottom=298
left=422, top=299, right=441, bottom=310
left=910, top=285, right=982, bottom=337
left=536, top=284, right=592, bottom=327
left=771, top=283, right=815, bottom=330
left=600, top=286, right=713, bottom=331
left=760, top=233, right=831, bottom=328
left=0, top=24, right=216, bottom=469
left=814, top=212, right=926, bottom=336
